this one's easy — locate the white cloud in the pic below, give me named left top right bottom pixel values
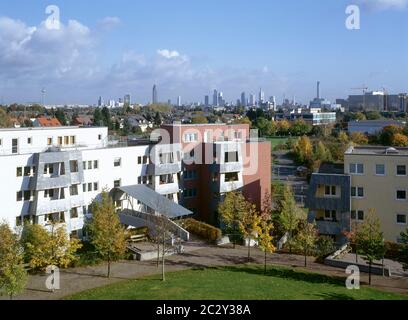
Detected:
left=98, top=16, right=121, bottom=30
left=157, top=49, right=181, bottom=59
left=357, top=0, right=408, bottom=10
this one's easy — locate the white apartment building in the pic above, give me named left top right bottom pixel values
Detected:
left=0, top=126, right=187, bottom=238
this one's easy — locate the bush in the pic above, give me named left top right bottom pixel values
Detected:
left=384, top=241, right=402, bottom=260
left=182, top=218, right=222, bottom=243
left=315, top=236, right=336, bottom=262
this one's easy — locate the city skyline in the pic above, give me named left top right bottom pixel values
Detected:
left=0, top=0, right=407, bottom=105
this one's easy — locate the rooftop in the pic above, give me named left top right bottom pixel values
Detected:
left=318, top=163, right=345, bottom=174
left=0, top=126, right=105, bottom=132
left=346, top=146, right=408, bottom=156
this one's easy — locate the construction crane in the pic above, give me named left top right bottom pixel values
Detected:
left=351, top=86, right=369, bottom=110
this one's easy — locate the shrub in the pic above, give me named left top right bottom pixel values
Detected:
left=384, top=241, right=402, bottom=260
left=182, top=218, right=222, bottom=243
left=315, top=236, right=336, bottom=262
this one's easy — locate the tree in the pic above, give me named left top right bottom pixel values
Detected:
left=239, top=203, right=261, bottom=262
left=88, top=192, right=127, bottom=278
left=350, top=132, right=369, bottom=145
left=277, top=120, right=290, bottom=136
left=93, top=108, right=103, bottom=127
left=0, top=108, right=11, bottom=128
left=354, top=209, right=386, bottom=285
left=0, top=223, right=27, bottom=300
left=101, top=107, right=112, bottom=129
left=218, top=191, right=248, bottom=248
left=154, top=111, right=163, bottom=126
left=379, top=125, right=402, bottom=146
left=21, top=223, right=82, bottom=271
left=290, top=120, right=312, bottom=136
left=293, top=221, right=318, bottom=267
left=398, top=228, right=408, bottom=271
left=365, top=111, right=381, bottom=120
left=315, top=236, right=336, bottom=262
left=314, top=141, right=332, bottom=163
left=279, top=185, right=306, bottom=253
left=391, top=133, right=408, bottom=147
left=258, top=191, right=276, bottom=274
left=55, top=109, right=67, bottom=126
left=293, top=136, right=313, bottom=165
left=338, top=131, right=349, bottom=144
left=192, top=116, right=209, bottom=124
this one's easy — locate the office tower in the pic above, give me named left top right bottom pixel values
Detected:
left=152, top=85, right=158, bottom=104
left=124, top=94, right=131, bottom=106
left=249, top=94, right=255, bottom=106
left=241, top=92, right=246, bottom=107
left=213, top=90, right=218, bottom=107
left=205, top=95, right=209, bottom=108
left=177, top=96, right=182, bottom=107
left=317, top=81, right=320, bottom=99
left=98, top=96, right=103, bottom=107
left=259, top=88, right=265, bottom=104
left=218, top=92, right=224, bottom=107
left=168, top=99, right=172, bottom=106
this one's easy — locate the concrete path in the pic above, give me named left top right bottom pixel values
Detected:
left=4, top=245, right=407, bottom=300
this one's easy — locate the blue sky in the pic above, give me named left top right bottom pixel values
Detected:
left=0, top=0, right=407, bottom=105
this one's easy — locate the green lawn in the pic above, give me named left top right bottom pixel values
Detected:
left=267, top=137, right=290, bottom=149
left=65, top=265, right=407, bottom=300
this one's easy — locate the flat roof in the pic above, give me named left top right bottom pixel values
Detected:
left=346, top=146, right=408, bottom=156
left=0, top=126, right=107, bottom=132
left=116, top=185, right=192, bottom=218
left=162, top=123, right=247, bottom=127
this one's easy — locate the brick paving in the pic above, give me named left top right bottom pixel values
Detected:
left=4, top=244, right=408, bottom=300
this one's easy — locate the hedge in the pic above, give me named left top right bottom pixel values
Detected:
left=183, top=218, right=222, bottom=243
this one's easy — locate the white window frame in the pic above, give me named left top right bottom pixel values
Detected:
left=375, top=164, right=385, bottom=176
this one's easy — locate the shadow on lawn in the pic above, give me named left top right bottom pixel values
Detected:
left=219, top=265, right=345, bottom=286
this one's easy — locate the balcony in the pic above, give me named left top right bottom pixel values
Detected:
left=147, top=163, right=181, bottom=176
left=211, top=162, right=243, bottom=174
left=316, top=220, right=342, bottom=236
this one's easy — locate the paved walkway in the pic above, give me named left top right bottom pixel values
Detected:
left=5, top=245, right=408, bottom=300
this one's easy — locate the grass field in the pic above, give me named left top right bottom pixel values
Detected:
left=266, top=137, right=290, bottom=149
left=65, top=265, right=407, bottom=300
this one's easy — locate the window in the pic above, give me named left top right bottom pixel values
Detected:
left=88, top=183, right=92, bottom=192
left=0, top=138, right=2, bottom=146
left=88, top=161, right=92, bottom=170
left=184, top=170, right=197, bottom=180
left=225, top=172, right=239, bottom=182
left=143, top=156, right=148, bottom=164
left=64, top=136, right=69, bottom=145
left=350, top=163, right=364, bottom=175
left=184, top=133, right=198, bottom=142
left=98, top=134, right=102, bottom=140
left=58, top=137, right=63, bottom=145
left=397, top=165, right=406, bottom=176
left=70, top=185, right=79, bottom=196
left=47, top=137, right=53, bottom=146
left=351, top=187, right=364, bottom=198
left=70, top=136, right=76, bottom=145
left=376, top=164, right=385, bottom=175
left=16, top=167, right=22, bottom=177
left=114, top=158, right=121, bottom=167
left=94, top=182, right=99, bottom=191
left=325, top=185, right=336, bottom=196
left=138, top=156, right=142, bottom=165
left=24, top=191, right=31, bottom=201
left=397, top=214, right=407, bottom=225
left=397, top=190, right=407, bottom=200
left=83, top=184, right=86, bottom=193
left=114, top=180, right=121, bottom=188
left=70, top=160, right=79, bottom=173
left=16, top=216, right=22, bottom=227
left=94, top=160, right=99, bottom=169
left=160, top=174, right=174, bottom=185
left=44, top=189, right=55, bottom=199
left=70, top=208, right=79, bottom=219
left=24, top=166, right=31, bottom=177
left=225, top=151, right=239, bottom=163
left=351, top=210, right=364, bottom=221
left=324, top=210, right=337, bottom=221
left=184, top=188, right=197, bottom=198
left=16, top=191, right=23, bottom=202
left=12, top=138, right=18, bottom=154
left=27, top=137, right=32, bottom=144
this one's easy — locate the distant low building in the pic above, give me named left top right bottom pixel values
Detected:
left=348, top=120, right=405, bottom=135
left=72, top=115, right=94, bottom=127
left=33, top=117, right=62, bottom=128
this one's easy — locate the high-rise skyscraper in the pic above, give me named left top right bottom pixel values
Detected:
left=152, top=85, right=158, bottom=104
left=98, top=96, right=103, bottom=107
left=249, top=94, right=255, bottom=106
left=124, top=94, right=131, bottom=106
left=213, top=90, right=218, bottom=106
left=218, top=91, right=224, bottom=107
left=241, top=92, right=246, bottom=107
left=259, top=88, right=265, bottom=105
left=177, top=96, right=182, bottom=107
left=205, top=95, right=209, bottom=108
